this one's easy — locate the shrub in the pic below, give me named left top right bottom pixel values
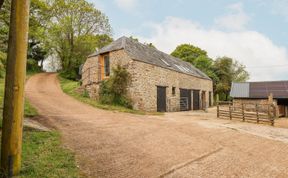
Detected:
left=99, top=65, right=132, bottom=108
left=82, top=89, right=90, bottom=98
left=27, top=58, right=41, bottom=73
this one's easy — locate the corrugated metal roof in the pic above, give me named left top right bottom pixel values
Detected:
left=230, top=82, right=250, bottom=98
left=250, top=81, right=288, bottom=99
left=88, top=36, right=211, bottom=80
left=230, top=81, right=288, bottom=99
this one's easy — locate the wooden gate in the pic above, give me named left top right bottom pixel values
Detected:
left=180, top=89, right=191, bottom=111
left=217, top=101, right=277, bottom=126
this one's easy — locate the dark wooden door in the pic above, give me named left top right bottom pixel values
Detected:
left=193, top=90, right=200, bottom=110
left=157, top=86, right=166, bottom=112
left=180, top=89, right=192, bottom=111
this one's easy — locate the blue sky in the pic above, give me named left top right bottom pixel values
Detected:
left=88, top=0, right=288, bottom=81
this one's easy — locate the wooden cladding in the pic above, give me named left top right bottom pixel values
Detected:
left=217, top=101, right=277, bottom=126
left=98, top=53, right=110, bottom=80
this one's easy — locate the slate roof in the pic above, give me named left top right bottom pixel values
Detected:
left=230, top=81, right=288, bottom=99
left=88, top=36, right=210, bottom=80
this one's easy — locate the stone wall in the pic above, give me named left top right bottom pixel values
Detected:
left=82, top=49, right=213, bottom=112
left=127, top=59, right=213, bottom=111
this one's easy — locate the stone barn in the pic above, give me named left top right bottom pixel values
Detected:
left=81, top=36, right=213, bottom=112
left=230, top=81, right=288, bottom=117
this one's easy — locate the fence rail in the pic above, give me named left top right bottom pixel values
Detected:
left=217, top=101, right=277, bottom=126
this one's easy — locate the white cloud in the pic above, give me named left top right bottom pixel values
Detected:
left=114, top=0, right=138, bottom=11
left=138, top=17, right=288, bottom=81
left=214, top=2, right=250, bottom=31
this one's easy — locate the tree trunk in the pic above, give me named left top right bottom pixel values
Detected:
left=0, top=0, right=4, bottom=10
left=1, top=0, right=30, bottom=176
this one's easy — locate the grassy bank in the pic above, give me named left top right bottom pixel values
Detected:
left=59, top=76, right=161, bottom=115
left=0, top=77, right=80, bottom=178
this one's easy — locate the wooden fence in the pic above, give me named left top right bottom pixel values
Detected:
left=217, top=101, right=277, bottom=126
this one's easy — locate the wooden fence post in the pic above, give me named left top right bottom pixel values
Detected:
left=229, top=102, right=232, bottom=120
left=242, top=103, right=245, bottom=122
left=271, top=105, right=275, bottom=126
left=217, top=102, right=219, bottom=118
left=256, top=104, right=259, bottom=123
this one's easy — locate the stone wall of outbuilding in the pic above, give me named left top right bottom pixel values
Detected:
left=82, top=49, right=213, bottom=112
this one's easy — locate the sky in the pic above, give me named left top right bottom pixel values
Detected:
left=88, top=0, right=288, bottom=81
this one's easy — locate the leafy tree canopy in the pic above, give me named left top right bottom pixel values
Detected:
left=171, top=44, right=207, bottom=64
left=46, top=0, right=112, bottom=79
left=171, top=44, right=249, bottom=101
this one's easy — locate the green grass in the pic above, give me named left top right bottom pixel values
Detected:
left=58, top=76, right=162, bottom=115
left=20, top=131, right=79, bottom=178
left=0, top=76, right=80, bottom=178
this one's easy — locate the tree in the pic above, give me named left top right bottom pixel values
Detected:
left=0, top=0, right=49, bottom=72
left=171, top=44, right=207, bottom=64
left=213, top=57, right=249, bottom=100
left=47, top=0, right=112, bottom=79
left=193, top=55, right=219, bottom=88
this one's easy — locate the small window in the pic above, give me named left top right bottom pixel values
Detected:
left=104, top=55, right=110, bottom=76
left=172, top=87, right=176, bottom=96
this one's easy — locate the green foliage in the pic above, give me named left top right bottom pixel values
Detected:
left=20, top=131, right=79, bottom=178
left=171, top=44, right=249, bottom=101
left=27, top=59, right=41, bottom=73
left=213, top=57, right=249, bottom=100
left=0, top=51, right=6, bottom=78
left=59, top=76, right=160, bottom=115
left=171, top=44, right=207, bottom=64
left=82, top=89, right=90, bottom=98
left=46, top=0, right=112, bottom=80
left=0, top=0, right=48, bottom=73
left=99, top=65, right=132, bottom=108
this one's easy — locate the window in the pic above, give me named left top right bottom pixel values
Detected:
left=172, top=87, right=176, bottom=96
left=104, top=55, right=110, bottom=76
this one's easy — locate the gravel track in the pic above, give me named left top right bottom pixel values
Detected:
left=25, top=73, right=288, bottom=178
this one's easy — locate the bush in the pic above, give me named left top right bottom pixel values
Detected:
left=82, top=89, right=90, bottom=98
left=99, top=65, right=132, bottom=108
left=27, top=58, right=41, bottom=73
left=60, top=68, right=79, bottom=81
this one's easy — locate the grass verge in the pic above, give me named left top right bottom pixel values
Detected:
left=0, top=76, right=80, bottom=178
left=58, top=76, right=162, bottom=115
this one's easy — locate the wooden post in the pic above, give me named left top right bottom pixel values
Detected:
left=271, top=105, right=275, bottom=126
left=242, top=103, right=245, bottom=122
left=229, top=103, right=232, bottom=120
left=256, top=104, right=259, bottom=123
left=217, top=103, right=219, bottom=118
left=1, top=0, right=30, bottom=176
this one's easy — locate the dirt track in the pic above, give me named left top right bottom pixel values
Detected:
left=25, top=73, right=288, bottom=178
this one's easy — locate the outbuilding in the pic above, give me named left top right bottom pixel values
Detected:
left=230, top=81, right=288, bottom=117
left=81, top=36, right=213, bottom=112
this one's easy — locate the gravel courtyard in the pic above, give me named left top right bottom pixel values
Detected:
left=26, top=73, right=288, bottom=178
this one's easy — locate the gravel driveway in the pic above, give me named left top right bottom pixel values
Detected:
left=25, top=73, right=288, bottom=178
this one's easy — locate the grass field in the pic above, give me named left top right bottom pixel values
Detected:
left=0, top=77, right=80, bottom=178
left=59, top=76, right=162, bottom=115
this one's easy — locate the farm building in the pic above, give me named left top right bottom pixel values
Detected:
left=230, top=81, right=288, bottom=117
left=81, top=36, right=213, bottom=112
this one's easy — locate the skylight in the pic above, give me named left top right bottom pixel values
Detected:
left=160, top=59, right=171, bottom=66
